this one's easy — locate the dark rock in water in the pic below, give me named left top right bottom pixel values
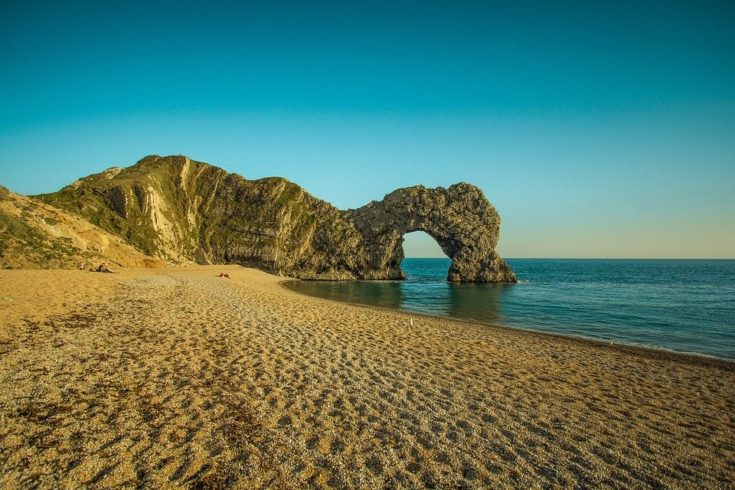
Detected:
left=36, top=155, right=516, bottom=283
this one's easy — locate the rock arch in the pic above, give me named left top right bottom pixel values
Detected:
left=39, top=155, right=516, bottom=283
left=348, top=183, right=516, bottom=283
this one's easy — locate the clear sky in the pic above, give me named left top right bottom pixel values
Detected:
left=1, top=1, right=733, bottom=258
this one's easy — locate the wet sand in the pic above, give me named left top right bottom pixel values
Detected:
left=0, top=266, right=733, bottom=488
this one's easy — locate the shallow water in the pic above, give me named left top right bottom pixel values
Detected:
left=285, top=258, right=735, bottom=359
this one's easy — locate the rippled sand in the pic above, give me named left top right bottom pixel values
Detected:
left=0, top=266, right=733, bottom=488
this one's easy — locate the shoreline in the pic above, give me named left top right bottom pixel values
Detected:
left=2, top=265, right=733, bottom=487
left=280, top=278, right=735, bottom=369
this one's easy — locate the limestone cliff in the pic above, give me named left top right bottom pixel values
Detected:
left=36, top=155, right=516, bottom=282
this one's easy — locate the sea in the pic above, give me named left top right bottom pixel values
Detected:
left=285, top=258, right=735, bottom=360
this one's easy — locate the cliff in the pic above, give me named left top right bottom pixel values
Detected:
left=34, top=155, right=515, bottom=282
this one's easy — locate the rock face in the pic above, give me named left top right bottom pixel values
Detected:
left=349, top=184, right=516, bottom=282
left=36, top=155, right=516, bottom=282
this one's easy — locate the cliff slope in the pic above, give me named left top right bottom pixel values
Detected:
left=35, top=155, right=515, bottom=282
left=0, top=186, right=160, bottom=270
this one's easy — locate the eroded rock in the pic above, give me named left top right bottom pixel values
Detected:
left=349, top=184, right=516, bottom=282
left=36, top=155, right=516, bottom=282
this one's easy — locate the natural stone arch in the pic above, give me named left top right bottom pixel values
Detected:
left=41, top=155, right=516, bottom=283
left=348, top=183, right=516, bottom=283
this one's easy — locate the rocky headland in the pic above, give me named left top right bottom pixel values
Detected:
left=30, top=155, right=515, bottom=282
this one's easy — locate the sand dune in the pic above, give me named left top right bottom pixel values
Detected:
left=0, top=266, right=733, bottom=488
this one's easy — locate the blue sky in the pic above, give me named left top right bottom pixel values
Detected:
left=1, top=1, right=733, bottom=258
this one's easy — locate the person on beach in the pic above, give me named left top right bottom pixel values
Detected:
left=95, top=263, right=115, bottom=273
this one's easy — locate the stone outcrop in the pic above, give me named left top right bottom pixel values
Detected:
left=36, top=155, right=515, bottom=282
left=349, top=184, right=516, bottom=282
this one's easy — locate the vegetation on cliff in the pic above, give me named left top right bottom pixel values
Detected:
left=29, top=155, right=514, bottom=282
left=0, top=186, right=159, bottom=270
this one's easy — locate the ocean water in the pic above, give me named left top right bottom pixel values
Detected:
left=285, top=258, right=735, bottom=359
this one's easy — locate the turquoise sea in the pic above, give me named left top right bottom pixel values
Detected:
left=285, top=258, right=735, bottom=359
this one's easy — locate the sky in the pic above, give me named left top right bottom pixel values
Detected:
left=1, top=1, right=733, bottom=258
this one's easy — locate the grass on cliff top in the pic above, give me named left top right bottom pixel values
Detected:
left=29, top=155, right=344, bottom=264
left=0, top=209, right=91, bottom=269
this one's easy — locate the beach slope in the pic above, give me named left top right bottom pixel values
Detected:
left=0, top=266, right=732, bottom=487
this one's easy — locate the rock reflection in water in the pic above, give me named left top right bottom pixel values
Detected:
left=283, top=280, right=405, bottom=310
left=447, top=283, right=508, bottom=324
left=284, top=258, right=509, bottom=326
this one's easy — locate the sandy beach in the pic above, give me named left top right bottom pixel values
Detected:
left=0, top=265, right=733, bottom=488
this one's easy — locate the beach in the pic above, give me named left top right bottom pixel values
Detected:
left=0, top=266, right=733, bottom=488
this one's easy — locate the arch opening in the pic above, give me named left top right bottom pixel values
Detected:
left=399, top=230, right=451, bottom=281
left=402, top=230, right=448, bottom=259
